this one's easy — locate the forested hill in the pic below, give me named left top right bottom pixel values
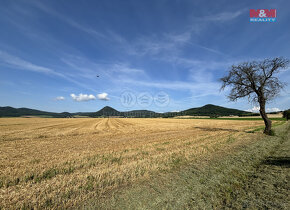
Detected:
left=0, top=104, right=251, bottom=118
left=182, top=104, right=250, bottom=116
left=0, top=106, right=72, bottom=118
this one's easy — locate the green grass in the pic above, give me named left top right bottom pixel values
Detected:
left=180, top=117, right=286, bottom=121
left=246, top=121, right=286, bottom=133
left=84, top=122, right=289, bottom=209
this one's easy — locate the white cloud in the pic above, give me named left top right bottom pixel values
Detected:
left=70, top=93, right=96, bottom=102
left=97, top=93, right=110, bottom=101
left=55, top=96, right=65, bottom=101
left=246, top=106, right=260, bottom=112
left=267, top=107, right=281, bottom=112
left=246, top=106, right=281, bottom=113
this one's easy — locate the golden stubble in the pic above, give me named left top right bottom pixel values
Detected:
left=0, top=118, right=265, bottom=208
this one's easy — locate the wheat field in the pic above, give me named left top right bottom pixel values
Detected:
left=0, top=118, right=266, bottom=208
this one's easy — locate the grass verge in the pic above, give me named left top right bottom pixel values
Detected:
left=180, top=117, right=286, bottom=121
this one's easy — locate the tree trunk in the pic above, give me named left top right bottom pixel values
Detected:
left=259, top=100, right=272, bottom=135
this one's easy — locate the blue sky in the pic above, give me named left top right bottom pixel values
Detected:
left=0, top=0, right=289, bottom=113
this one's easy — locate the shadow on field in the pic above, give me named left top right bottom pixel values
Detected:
left=262, top=156, right=290, bottom=168
left=194, top=126, right=239, bottom=132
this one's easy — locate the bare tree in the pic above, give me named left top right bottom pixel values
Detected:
left=220, top=57, right=289, bottom=135
left=283, top=109, right=290, bottom=121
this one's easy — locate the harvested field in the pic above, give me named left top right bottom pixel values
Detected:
left=0, top=118, right=270, bottom=208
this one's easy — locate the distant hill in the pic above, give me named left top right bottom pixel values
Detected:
left=88, top=106, right=161, bottom=118
left=182, top=104, right=250, bottom=117
left=89, top=106, right=120, bottom=117
left=0, top=106, right=72, bottom=118
left=0, top=104, right=251, bottom=118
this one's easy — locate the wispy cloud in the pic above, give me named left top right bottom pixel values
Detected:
left=174, top=57, right=232, bottom=70
left=130, top=9, right=246, bottom=58
left=0, top=50, right=97, bottom=92
left=125, top=28, right=227, bottom=58
left=126, top=10, right=245, bottom=58
left=0, top=50, right=56, bottom=75
left=27, top=1, right=231, bottom=60
left=128, top=31, right=191, bottom=56
left=55, top=96, right=65, bottom=101
left=32, top=1, right=106, bottom=39
left=60, top=52, right=229, bottom=99
left=61, top=55, right=146, bottom=81
left=121, top=78, right=220, bottom=97
left=166, top=31, right=226, bottom=56
left=201, top=10, right=245, bottom=22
